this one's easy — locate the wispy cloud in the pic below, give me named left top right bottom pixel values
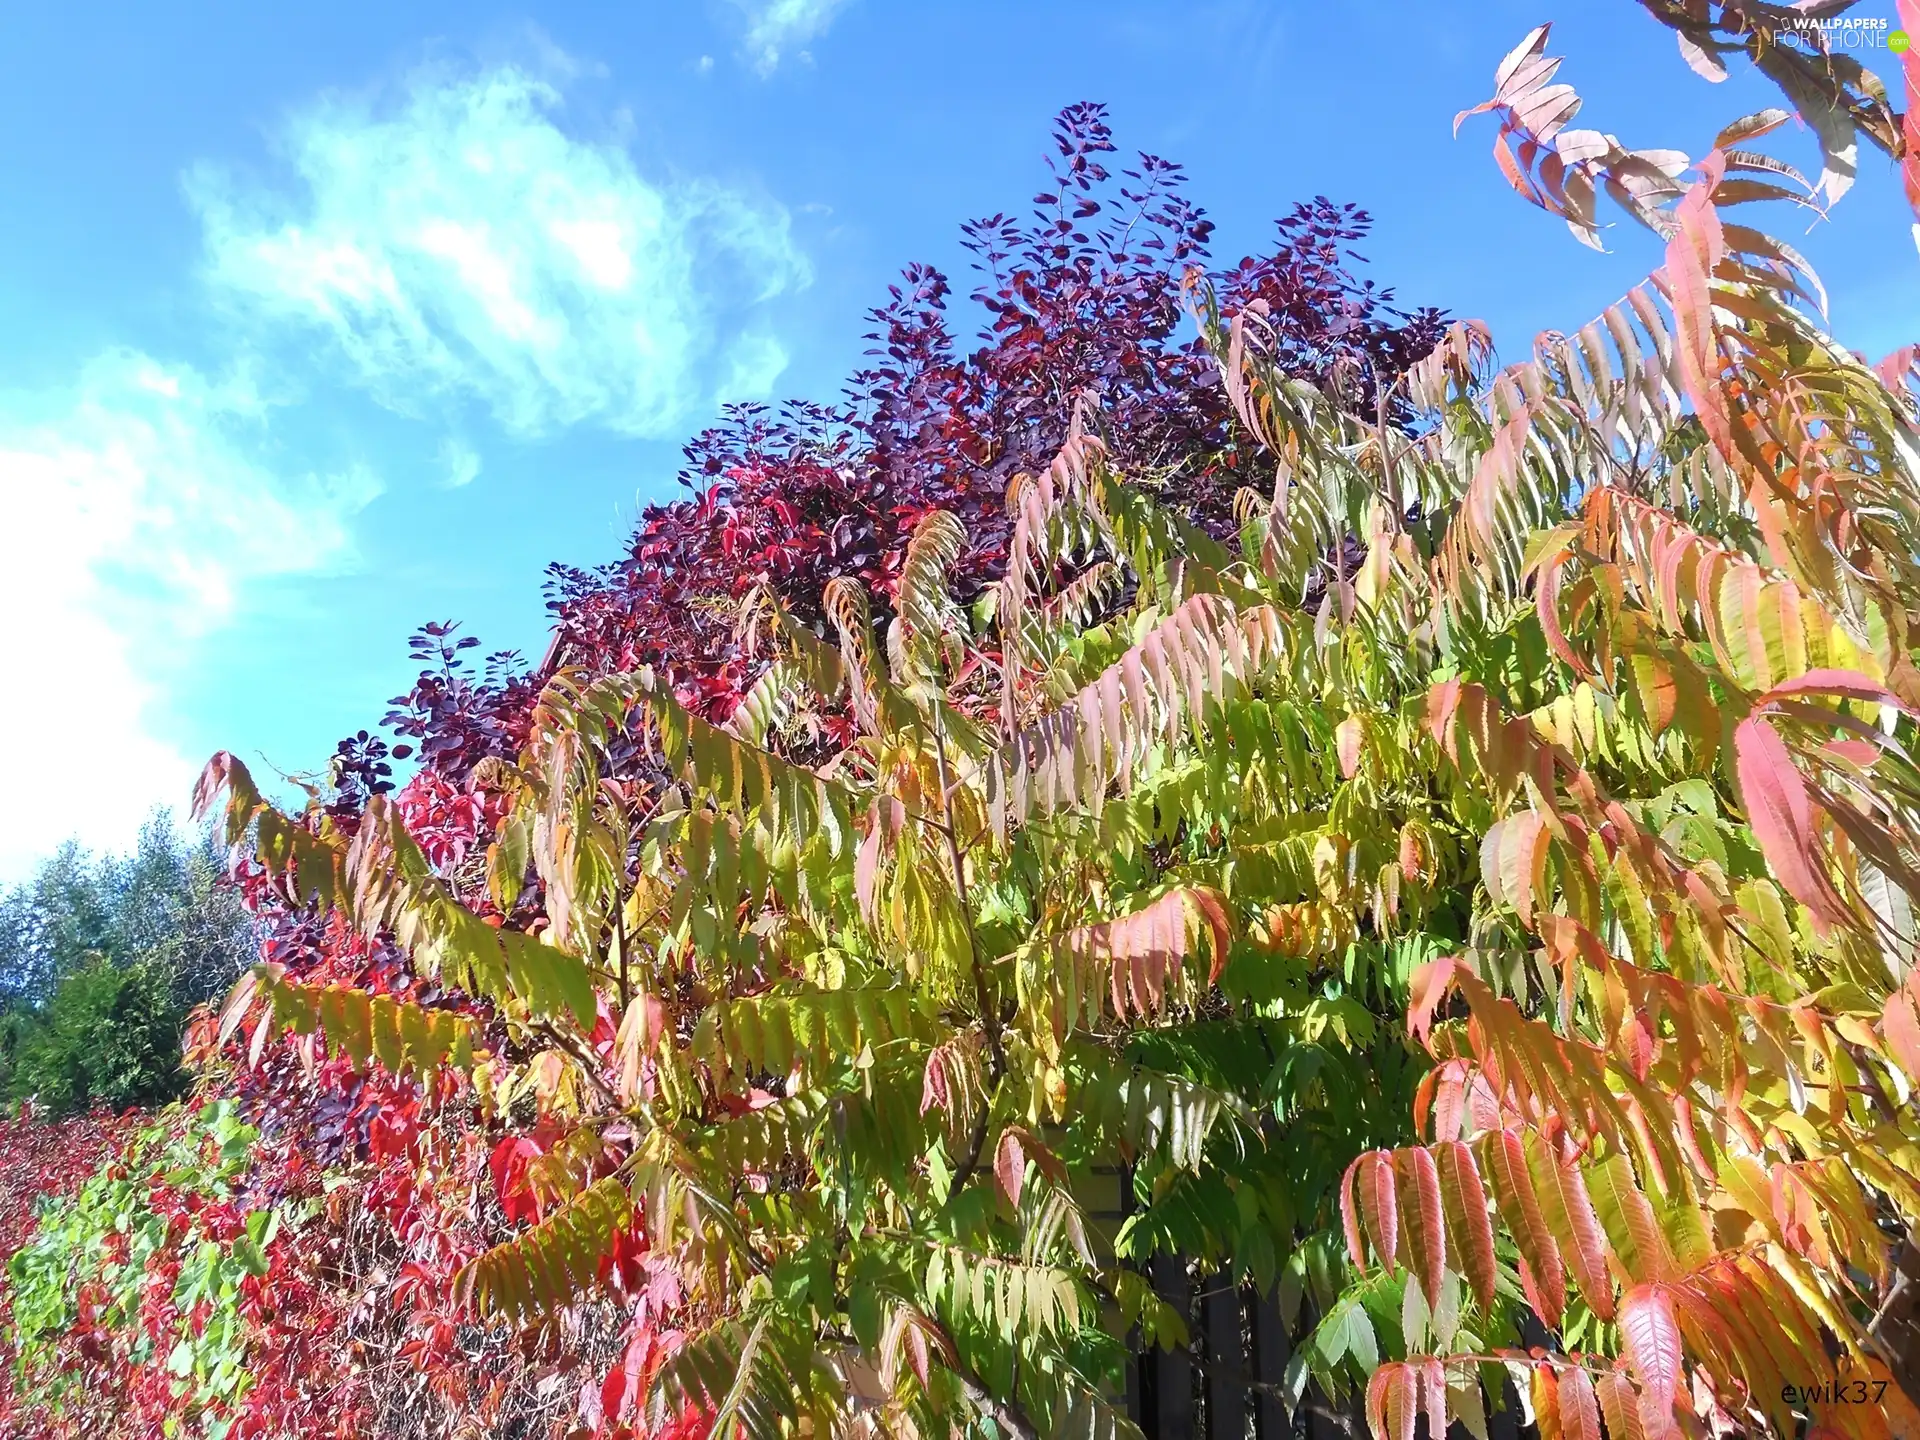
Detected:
left=731, top=0, right=853, bottom=75
left=0, top=350, right=377, bottom=879
left=188, top=61, right=810, bottom=438
left=438, top=435, right=482, bottom=489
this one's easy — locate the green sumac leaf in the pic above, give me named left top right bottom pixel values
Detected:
left=258, top=970, right=480, bottom=1083
left=453, top=1175, right=633, bottom=1324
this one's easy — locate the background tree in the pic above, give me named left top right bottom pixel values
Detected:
left=0, top=814, right=255, bottom=1113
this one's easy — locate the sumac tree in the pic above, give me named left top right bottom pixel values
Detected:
left=15, top=7, right=1920, bottom=1440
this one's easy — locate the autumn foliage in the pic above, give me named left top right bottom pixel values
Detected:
left=9, top=5, right=1920, bottom=1440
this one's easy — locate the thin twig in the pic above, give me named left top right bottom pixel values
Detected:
left=531, top=1019, right=621, bottom=1110
left=930, top=705, right=1006, bottom=1086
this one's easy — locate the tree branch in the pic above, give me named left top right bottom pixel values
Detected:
left=951, top=1360, right=1041, bottom=1440
left=929, top=704, right=1005, bottom=1086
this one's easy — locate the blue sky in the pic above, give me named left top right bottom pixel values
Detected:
left=0, top=0, right=1914, bottom=878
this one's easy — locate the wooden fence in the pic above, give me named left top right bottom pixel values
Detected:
left=1087, top=1164, right=1529, bottom=1440
left=1119, top=1266, right=1533, bottom=1440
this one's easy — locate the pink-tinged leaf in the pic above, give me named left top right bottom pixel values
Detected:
left=614, top=993, right=668, bottom=1105
left=1454, top=407, right=1538, bottom=561
left=1453, top=25, right=1555, bottom=135
left=1533, top=541, right=1586, bottom=676
left=1620, top=1284, right=1682, bottom=1440
left=1595, top=1370, right=1646, bottom=1440
left=1366, top=1364, right=1418, bottom=1440
left=920, top=1050, right=950, bottom=1117
left=1421, top=1058, right=1470, bottom=1142
left=1341, top=1155, right=1370, bottom=1271
left=1394, top=1147, right=1447, bottom=1308
left=1435, top=1140, right=1498, bottom=1312
left=1560, top=1367, right=1603, bottom=1440
left=1823, top=738, right=1880, bottom=768
left=1617, top=1013, right=1656, bottom=1084
left=1671, top=1095, right=1716, bottom=1184
left=1398, top=824, right=1426, bottom=884
left=1358, top=1150, right=1399, bottom=1274
left=879, top=1306, right=952, bottom=1393
left=1517, top=1257, right=1558, bottom=1338
left=1753, top=668, right=1905, bottom=711
left=1666, top=158, right=1741, bottom=475
left=903, top=1322, right=930, bottom=1388
left=1408, top=957, right=1459, bottom=1047
left=1335, top=716, right=1365, bottom=780
left=1065, top=886, right=1231, bottom=1020
left=995, top=1130, right=1027, bottom=1208
left=1420, top=1359, right=1448, bottom=1440
left=1468, top=1071, right=1504, bottom=1132
left=1366, top=1364, right=1395, bottom=1440
left=855, top=817, right=884, bottom=918
left=1482, top=1129, right=1566, bottom=1328
left=1734, top=713, right=1850, bottom=932
left=1876, top=344, right=1918, bottom=394
left=1524, top=1130, right=1615, bottom=1320
left=1679, top=32, right=1728, bottom=83
left=1883, top=978, right=1920, bottom=1086
left=1482, top=813, right=1551, bottom=928
left=1187, top=887, right=1233, bottom=983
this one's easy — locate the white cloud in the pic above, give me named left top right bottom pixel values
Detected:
left=0, top=349, right=376, bottom=881
left=718, top=331, right=790, bottom=406
left=731, top=0, right=853, bottom=75
left=439, top=435, right=482, bottom=489
left=187, top=63, right=808, bottom=438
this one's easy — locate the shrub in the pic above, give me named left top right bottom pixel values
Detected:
left=0, top=1105, right=139, bottom=1433
left=7, top=1101, right=288, bottom=1440
left=3, top=958, right=186, bottom=1114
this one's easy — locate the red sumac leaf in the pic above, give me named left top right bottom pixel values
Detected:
left=1559, top=1367, right=1602, bottom=1440
left=1482, top=1129, right=1565, bottom=1328
left=995, top=1130, right=1027, bottom=1208
left=1408, top=957, right=1460, bottom=1048
left=1358, top=1150, right=1399, bottom=1274
left=1524, top=1130, right=1614, bottom=1320
left=1734, top=714, right=1849, bottom=932
left=1620, top=1284, right=1682, bottom=1440
left=1533, top=1362, right=1564, bottom=1440
left=1595, top=1370, right=1646, bottom=1440
left=1366, top=1363, right=1417, bottom=1440
left=1420, top=1358, right=1448, bottom=1440
left=1435, top=1140, right=1498, bottom=1312
left=1341, top=1155, right=1369, bottom=1271
left=1882, top=976, right=1920, bottom=1086
left=1394, top=1146, right=1446, bottom=1309
left=1336, top=715, right=1365, bottom=780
